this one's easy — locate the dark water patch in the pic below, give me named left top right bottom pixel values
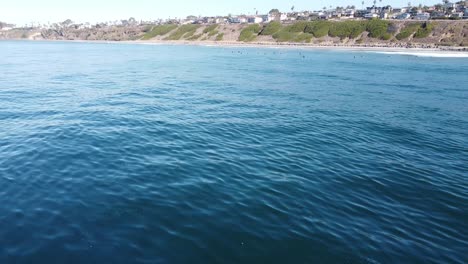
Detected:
left=0, top=41, right=467, bottom=264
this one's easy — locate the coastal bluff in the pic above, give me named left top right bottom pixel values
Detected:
left=1, top=20, right=467, bottom=48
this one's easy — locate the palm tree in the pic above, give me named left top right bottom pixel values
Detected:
left=362, top=1, right=365, bottom=9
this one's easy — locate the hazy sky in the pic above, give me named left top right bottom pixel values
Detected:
left=1, top=0, right=440, bottom=25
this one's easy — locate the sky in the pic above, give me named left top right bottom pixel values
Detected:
left=1, top=0, right=441, bottom=26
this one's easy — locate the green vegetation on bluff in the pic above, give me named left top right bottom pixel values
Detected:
left=238, top=24, right=261, bottom=42
left=260, top=21, right=282, bottom=35
left=203, top=24, right=218, bottom=34
left=142, top=24, right=177, bottom=40
left=215, top=33, right=224, bottom=41
left=187, top=33, right=203, bottom=40
left=260, top=19, right=397, bottom=42
left=366, top=19, right=391, bottom=39
left=139, top=19, right=440, bottom=44
left=395, top=22, right=435, bottom=40
left=396, top=23, right=421, bottom=40
left=165, top=24, right=200, bottom=40
left=329, top=21, right=366, bottom=39
left=414, top=22, right=434, bottom=38
left=304, top=21, right=331, bottom=37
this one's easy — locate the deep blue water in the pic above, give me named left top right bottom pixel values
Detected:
left=0, top=41, right=467, bottom=264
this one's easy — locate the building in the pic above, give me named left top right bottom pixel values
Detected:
left=444, top=2, right=457, bottom=10
left=451, top=12, right=464, bottom=19
left=344, top=9, right=355, bottom=18
left=261, top=15, right=273, bottom=22
left=364, top=13, right=379, bottom=19
left=247, top=16, right=263, bottom=24
left=414, top=12, right=430, bottom=20
left=228, top=17, right=241, bottom=23
left=354, top=10, right=368, bottom=18
left=203, top=17, right=216, bottom=24
left=215, top=17, right=228, bottom=24
left=396, top=13, right=411, bottom=19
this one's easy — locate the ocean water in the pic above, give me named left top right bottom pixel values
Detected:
left=0, top=41, right=467, bottom=264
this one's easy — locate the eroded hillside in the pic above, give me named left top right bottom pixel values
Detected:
left=1, top=20, right=467, bottom=47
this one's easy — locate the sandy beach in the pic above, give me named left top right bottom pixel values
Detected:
left=130, top=39, right=468, bottom=57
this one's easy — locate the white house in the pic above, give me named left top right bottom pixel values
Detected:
left=414, top=12, right=430, bottom=20
left=451, top=12, right=464, bottom=18
left=280, top=13, right=288, bottom=21
left=344, top=9, right=355, bottom=18
left=181, top=20, right=195, bottom=25
left=364, top=13, right=379, bottom=19
left=215, top=17, right=227, bottom=24
left=261, top=15, right=271, bottom=22
left=396, top=13, right=411, bottom=19
left=1, top=27, right=13, bottom=31
left=229, top=17, right=241, bottom=23
left=248, top=16, right=263, bottom=23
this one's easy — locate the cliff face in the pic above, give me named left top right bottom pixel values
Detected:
left=1, top=20, right=467, bottom=47
left=40, top=25, right=146, bottom=41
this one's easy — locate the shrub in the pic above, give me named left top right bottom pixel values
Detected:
left=414, top=22, right=434, bottom=38
left=238, top=24, right=261, bottom=42
left=272, top=31, right=297, bottom=42
left=328, top=21, right=366, bottom=39
left=304, top=21, right=331, bottom=38
left=165, top=24, right=200, bottom=40
left=396, top=23, right=421, bottom=40
left=187, top=34, right=202, bottom=40
left=215, top=33, right=224, bottom=41
left=203, top=24, right=218, bottom=34
left=294, top=33, right=314, bottom=42
left=366, top=19, right=390, bottom=39
left=208, top=30, right=219, bottom=36
left=381, top=33, right=392, bottom=40
left=260, top=21, right=282, bottom=35
left=284, top=21, right=309, bottom=33
left=142, top=24, right=177, bottom=40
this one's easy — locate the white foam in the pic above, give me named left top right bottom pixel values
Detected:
left=376, top=51, right=468, bottom=58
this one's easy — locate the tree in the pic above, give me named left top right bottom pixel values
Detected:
left=60, top=19, right=73, bottom=28
left=269, top=9, right=280, bottom=14
left=291, top=6, right=295, bottom=12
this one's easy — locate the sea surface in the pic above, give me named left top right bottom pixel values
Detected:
left=0, top=41, right=467, bottom=264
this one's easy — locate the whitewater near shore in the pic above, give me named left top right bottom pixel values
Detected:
left=132, top=39, right=468, bottom=56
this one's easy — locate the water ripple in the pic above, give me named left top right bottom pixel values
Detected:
left=0, top=41, right=467, bottom=264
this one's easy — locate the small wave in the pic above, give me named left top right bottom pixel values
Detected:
left=376, top=51, right=468, bottom=58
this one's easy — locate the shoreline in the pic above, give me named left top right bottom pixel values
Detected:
left=133, top=40, right=468, bottom=53
left=3, top=38, right=468, bottom=55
